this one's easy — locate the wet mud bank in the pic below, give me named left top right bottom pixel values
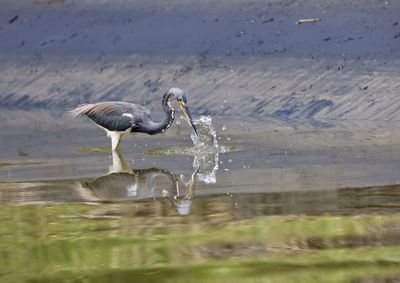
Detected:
left=0, top=0, right=400, bottom=126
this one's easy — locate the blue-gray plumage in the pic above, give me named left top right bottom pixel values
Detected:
left=69, top=88, right=197, bottom=151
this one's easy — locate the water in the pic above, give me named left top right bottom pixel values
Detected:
left=1, top=115, right=400, bottom=283
left=190, top=116, right=222, bottom=184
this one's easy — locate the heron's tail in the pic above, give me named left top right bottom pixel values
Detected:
left=67, top=104, right=94, bottom=117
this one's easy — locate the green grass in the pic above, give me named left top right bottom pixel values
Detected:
left=1, top=204, right=400, bottom=283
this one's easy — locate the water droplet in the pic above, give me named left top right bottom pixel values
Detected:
left=221, top=125, right=226, bottom=131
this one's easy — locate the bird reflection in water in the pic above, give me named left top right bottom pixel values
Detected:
left=76, top=150, right=199, bottom=215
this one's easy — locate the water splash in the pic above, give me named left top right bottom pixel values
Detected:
left=191, top=116, right=219, bottom=149
left=192, top=153, right=218, bottom=184
left=145, top=115, right=233, bottom=184
left=147, top=115, right=232, bottom=156
left=190, top=116, right=222, bottom=184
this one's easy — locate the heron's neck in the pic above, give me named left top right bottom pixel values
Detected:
left=145, top=94, right=175, bottom=135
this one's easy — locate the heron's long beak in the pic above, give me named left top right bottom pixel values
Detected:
left=178, top=100, right=198, bottom=136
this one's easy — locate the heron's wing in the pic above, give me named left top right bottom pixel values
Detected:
left=70, top=102, right=151, bottom=132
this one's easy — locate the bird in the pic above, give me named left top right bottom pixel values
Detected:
left=69, top=87, right=198, bottom=151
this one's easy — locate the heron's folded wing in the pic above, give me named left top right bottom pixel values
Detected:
left=73, top=102, right=149, bottom=132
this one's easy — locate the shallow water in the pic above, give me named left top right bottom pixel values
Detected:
left=1, top=115, right=400, bottom=282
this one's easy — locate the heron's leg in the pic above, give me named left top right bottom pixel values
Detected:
left=107, top=131, right=123, bottom=151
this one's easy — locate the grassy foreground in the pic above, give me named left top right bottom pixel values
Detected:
left=1, top=203, right=400, bottom=283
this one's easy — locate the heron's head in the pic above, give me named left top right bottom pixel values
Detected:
left=167, top=88, right=198, bottom=136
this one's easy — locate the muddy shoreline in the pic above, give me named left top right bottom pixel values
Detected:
left=1, top=0, right=400, bottom=124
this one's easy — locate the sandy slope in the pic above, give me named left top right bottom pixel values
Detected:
left=0, top=0, right=400, bottom=126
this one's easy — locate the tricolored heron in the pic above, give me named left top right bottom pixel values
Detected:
left=69, top=88, right=198, bottom=151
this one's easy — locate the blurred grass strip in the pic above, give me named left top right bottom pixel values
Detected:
left=1, top=204, right=400, bottom=282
